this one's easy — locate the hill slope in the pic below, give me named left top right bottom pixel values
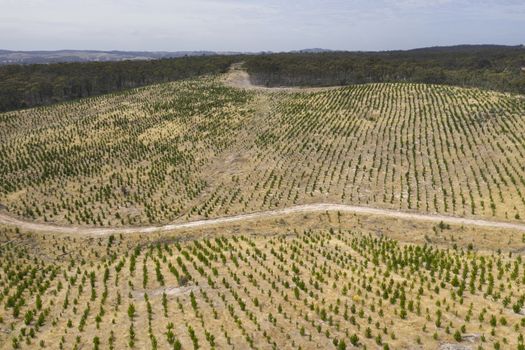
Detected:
left=2, top=68, right=525, bottom=350
left=1, top=221, right=525, bottom=349
left=1, top=71, right=525, bottom=227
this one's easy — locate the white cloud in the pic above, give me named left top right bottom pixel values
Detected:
left=0, top=0, right=523, bottom=51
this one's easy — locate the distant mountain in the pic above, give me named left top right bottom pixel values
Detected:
left=403, top=44, right=525, bottom=53
left=291, top=48, right=334, bottom=53
left=0, top=50, right=242, bottom=65
left=1, top=45, right=522, bottom=65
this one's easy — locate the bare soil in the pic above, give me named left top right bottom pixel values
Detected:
left=2, top=203, right=525, bottom=236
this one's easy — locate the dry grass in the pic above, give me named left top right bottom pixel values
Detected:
left=1, top=212, right=525, bottom=350
left=1, top=75, right=525, bottom=227
left=1, top=70, right=525, bottom=350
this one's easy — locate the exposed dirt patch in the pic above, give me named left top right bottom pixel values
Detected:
left=132, top=285, right=199, bottom=299
left=222, top=62, right=344, bottom=92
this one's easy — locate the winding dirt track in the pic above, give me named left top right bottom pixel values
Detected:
left=1, top=203, right=525, bottom=236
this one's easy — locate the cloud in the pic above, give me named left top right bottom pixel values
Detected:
left=0, top=0, right=523, bottom=51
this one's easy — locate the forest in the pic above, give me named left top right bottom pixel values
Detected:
left=0, top=55, right=238, bottom=112
left=244, top=45, right=525, bottom=94
left=1, top=45, right=524, bottom=112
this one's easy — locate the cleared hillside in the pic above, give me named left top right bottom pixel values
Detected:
left=1, top=219, right=525, bottom=350
left=0, top=56, right=238, bottom=112
left=1, top=72, right=525, bottom=227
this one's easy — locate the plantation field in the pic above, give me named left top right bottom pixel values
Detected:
left=1, top=71, right=525, bottom=227
left=1, top=211, right=525, bottom=350
left=1, top=69, right=525, bottom=348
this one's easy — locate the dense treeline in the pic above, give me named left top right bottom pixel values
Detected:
left=0, top=55, right=238, bottom=112
left=244, top=45, right=525, bottom=94
left=1, top=46, right=524, bottom=112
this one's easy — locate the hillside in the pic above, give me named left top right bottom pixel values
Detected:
left=2, top=215, right=525, bottom=350
left=0, top=56, right=239, bottom=112
left=1, top=69, right=525, bottom=228
left=1, top=68, right=525, bottom=350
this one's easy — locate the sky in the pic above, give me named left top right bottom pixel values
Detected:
left=1, top=0, right=524, bottom=52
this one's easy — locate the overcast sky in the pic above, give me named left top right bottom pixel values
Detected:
left=1, top=0, right=524, bottom=52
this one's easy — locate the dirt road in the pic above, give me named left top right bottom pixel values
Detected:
left=1, top=203, right=525, bottom=236
left=222, top=62, right=343, bottom=92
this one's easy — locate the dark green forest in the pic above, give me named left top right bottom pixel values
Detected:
left=0, top=55, right=238, bottom=112
left=244, top=45, right=525, bottom=94
left=1, top=45, right=524, bottom=113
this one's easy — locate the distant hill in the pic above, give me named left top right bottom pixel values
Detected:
left=404, top=44, right=525, bottom=53
left=0, top=48, right=338, bottom=65
left=0, top=49, right=241, bottom=65
left=4, top=45, right=521, bottom=65
left=290, top=48, right=334, bottom=53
